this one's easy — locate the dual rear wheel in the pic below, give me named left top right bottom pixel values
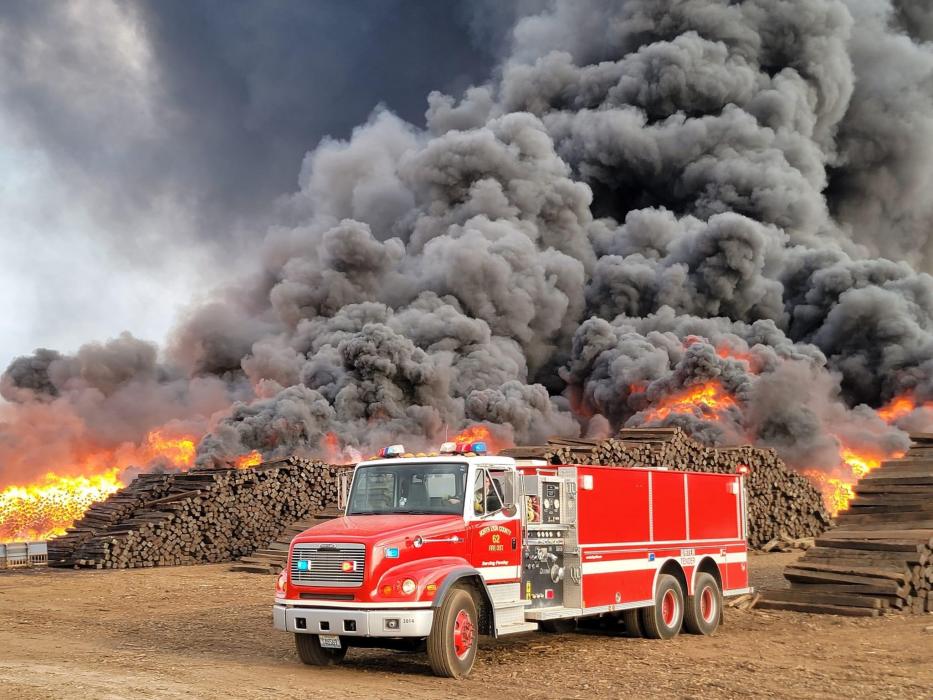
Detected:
left=623, top=572, right=721, bottom=639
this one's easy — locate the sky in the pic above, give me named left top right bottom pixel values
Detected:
left=0, top=0, right=518, bottom=373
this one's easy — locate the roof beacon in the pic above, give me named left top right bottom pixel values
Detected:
left=439, top=441, right=457, bottom=454
left=380, top=444, right=405, bottom=458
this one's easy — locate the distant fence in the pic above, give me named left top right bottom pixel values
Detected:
left=0, top=542, right=48, bottom=568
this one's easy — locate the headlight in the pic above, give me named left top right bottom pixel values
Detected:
left=401, top=578, right=416, bottom=595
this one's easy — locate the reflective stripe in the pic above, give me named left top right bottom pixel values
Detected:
left=478, top=565, right=521, bottom=581
left=722, top=552, right=748, bottom=565
left=276, top=599, right=433, bottom=609
left=580, top=538, right=745, bottom=548
left=582, top=551, right=747, bottom=576
left=582, top=559, right=655, bottom=575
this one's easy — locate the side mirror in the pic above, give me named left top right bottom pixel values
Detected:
left=502, top=503, right=518, bottom=518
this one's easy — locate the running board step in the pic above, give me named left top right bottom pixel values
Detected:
left=495, top=621, right=539, bottom=636
left=524, top=606, right=583, bottom=621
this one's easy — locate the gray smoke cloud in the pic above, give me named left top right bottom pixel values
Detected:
left=3, top=0, right=933, bottom=486
left=0, top=0, right=501, bottom=376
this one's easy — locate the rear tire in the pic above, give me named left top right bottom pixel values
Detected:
left=683, top=572, right=722, bottom=635
left=427, top=586, right=478, bottom=678
left=621, top=608, right=645, bottom=637
left=295, top=634, right=349, bottom=666
left=640, top=574, right=685, bottom=640
left=539, top=618, right=576, bottom=634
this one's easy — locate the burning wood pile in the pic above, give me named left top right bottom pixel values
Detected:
left=758, top=434, right=933, bottom=616
left=501, top=427, right=831, bottom=549
left=48, top=457, right=338, bottom=569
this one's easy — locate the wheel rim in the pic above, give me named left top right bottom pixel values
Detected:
left=701, top=586, right=716, bottom=623
left=661, top=589, right=678, bottom=627
left=453, top=609, right=475, bottom=660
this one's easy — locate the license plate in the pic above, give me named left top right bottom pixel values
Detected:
left=318, top=634, right=341, bottom=649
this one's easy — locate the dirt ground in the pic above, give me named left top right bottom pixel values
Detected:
left=0, top=552, right=930, bottom=699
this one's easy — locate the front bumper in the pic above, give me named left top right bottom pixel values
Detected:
left=273, top=604, right=434, bottom=637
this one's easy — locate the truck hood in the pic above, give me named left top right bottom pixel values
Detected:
left=294, top=513, right=462, bottom=544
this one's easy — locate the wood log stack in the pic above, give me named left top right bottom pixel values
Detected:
left=501, top=427, right=831, bottom=549
left=757, top=434, right=933, bottom=616
left=48, top=457, right=339, bottom=569
left=47, top=473, right=175, bottom=566
left=230, top=504, right=343, bottom=574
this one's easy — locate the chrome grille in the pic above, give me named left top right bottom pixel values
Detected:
left=290, top=542, right=366, bottom=587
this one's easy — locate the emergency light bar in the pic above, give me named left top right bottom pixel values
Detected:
left=439, top=441, right=488, bottom=455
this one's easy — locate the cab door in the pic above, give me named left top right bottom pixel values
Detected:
left=466, top=466, right=522, bottom=584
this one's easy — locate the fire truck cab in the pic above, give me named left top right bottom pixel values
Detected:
left=273, top=442, right=751, bottom=678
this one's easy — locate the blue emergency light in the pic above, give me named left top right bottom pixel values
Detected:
left=384, top=547, right=400, bottom=559
left=379, top=444, right=405, bottom=458
left=439, top=441, right=488, bottom=455
left=296, top=560, right=310, bottom=571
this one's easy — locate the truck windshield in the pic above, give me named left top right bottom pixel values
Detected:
left=346, top=462, right=468, bottom=516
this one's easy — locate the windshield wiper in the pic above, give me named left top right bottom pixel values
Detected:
left=393, top=509, right=440, bottom=515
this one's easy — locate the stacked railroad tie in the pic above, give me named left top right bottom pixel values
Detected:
left=48, top=457, right=339, bottom=569
left=500, top=427, right=831, bottom=549
left=757, top=434, right=933, bottom=616
left=230, top=504, right=343, bottom=574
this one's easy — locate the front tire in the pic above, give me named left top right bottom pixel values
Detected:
left=683, top=572, right=722, bottom=635
left=640, top=574, right=685, bottom=640
left=427, top=586, right=478, bottom=678
left=295, top=634, right=349, bottom=666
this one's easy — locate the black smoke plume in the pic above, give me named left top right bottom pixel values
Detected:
left=3, top=0, right=932, bottom=486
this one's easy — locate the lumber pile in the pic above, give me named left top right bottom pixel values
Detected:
left=48, top=457, right=339, bottom=569
left=230, top=504, right=343, bottom=574
left=47, top=473, right=175, bottom=566
left=501, top=427, right=831, bottom=548
left=757, top=434, right=933, bottom=616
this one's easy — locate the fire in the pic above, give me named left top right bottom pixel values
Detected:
left=0, top=428, right=200, bottom=542
left=0, top=469, right=122, bottom=541
left=640, top=382, right=739, bottom=422
left=804, top=469, right=856, bottom=517
left=876, top=393, right=931, bottom=423
left=840, top=449, right=880, bottom=479
left=450, top=424, right=510, bottom=454
left=234, top=451, right=263, bottom=469
left=141, top=429, right=197, bottom=466
left=808, top=447, right=904, bottom=516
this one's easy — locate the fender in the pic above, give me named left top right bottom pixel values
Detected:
left=432, top=565, right=499, bottom=636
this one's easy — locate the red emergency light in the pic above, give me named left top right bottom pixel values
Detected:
left=439, top=441, right=488, bottom=455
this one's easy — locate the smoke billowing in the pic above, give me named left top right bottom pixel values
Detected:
left=3, top=0, right=933, bottom=487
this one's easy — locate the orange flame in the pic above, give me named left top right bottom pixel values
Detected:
left=234, top=451, right=263, bottom=469
left=808, top=446, right=905, bottom=516
left=803, top=469, right=856, bottom=516
left=450, top=424, right=509, bottom=454
left=0, top=429, right=200, bottom=542
left=876, top=393, right=930, bottom=423
left=140, top=429, right=197, bottom=466
left=640, top=382, right=739, bottom=422
left=0, top=469, right=122, bottom=541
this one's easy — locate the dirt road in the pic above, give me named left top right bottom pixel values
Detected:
left=0, top=552, right=930, bottom=699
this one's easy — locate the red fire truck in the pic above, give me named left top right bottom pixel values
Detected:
left=273, top=441, right=752, bottom=678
